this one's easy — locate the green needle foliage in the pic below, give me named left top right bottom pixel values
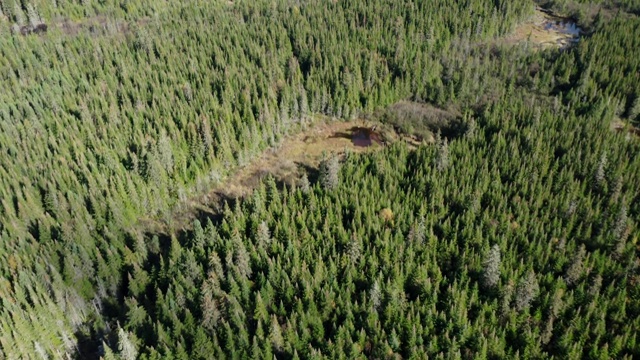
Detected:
left=0, top=0, right=638, bottom=358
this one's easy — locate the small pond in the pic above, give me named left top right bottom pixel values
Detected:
left=543, top=16, right=582, bottom=44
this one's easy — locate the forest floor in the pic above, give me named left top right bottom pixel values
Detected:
left=139, top=118, right=422, bottom=234
left=502, top=9, right=582, bottom=49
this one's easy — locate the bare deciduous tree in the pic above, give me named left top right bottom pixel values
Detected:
left=515, top=271, right=539, bottom=312
left=482, top=244, right=501, bottom=290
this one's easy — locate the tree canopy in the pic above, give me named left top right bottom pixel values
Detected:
left=0, top=0, right=638, bottom=358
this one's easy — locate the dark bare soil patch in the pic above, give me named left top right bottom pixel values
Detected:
left=13, top=23, right=48, bottom=36
left=612, top=119, right=640, bottom=139
left=331, top=126, right=392, bottom=147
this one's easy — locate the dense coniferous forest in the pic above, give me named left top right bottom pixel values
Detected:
left=0, top=0, right=639, bottom=358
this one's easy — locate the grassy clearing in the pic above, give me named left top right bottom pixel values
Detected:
left=137, top=117, right=420, bottom=234
left=138, top=101, right=464, bottom=235
left=502, top=9, right=582, bottom=49
left=212, top=120, right=387, bottom=197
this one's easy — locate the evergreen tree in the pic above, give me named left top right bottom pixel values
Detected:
left=319, top=153, right=340, bottom=190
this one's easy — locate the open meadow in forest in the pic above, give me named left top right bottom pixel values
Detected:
left=503, top=8, right=583, bottom=49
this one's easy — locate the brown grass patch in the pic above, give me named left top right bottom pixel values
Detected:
left=138, top=117, right=419, bottom=234
left=501, top=9, right=582, bottom=50
left=208, top=119, right=405, bottom=199
left=612, top=118, right=640, bottom=138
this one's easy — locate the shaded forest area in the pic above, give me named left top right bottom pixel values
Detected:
left=0, top=0, right=639, bottom=358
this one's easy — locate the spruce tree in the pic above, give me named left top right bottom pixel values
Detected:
left=319, top=153, right=340, bottom=190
